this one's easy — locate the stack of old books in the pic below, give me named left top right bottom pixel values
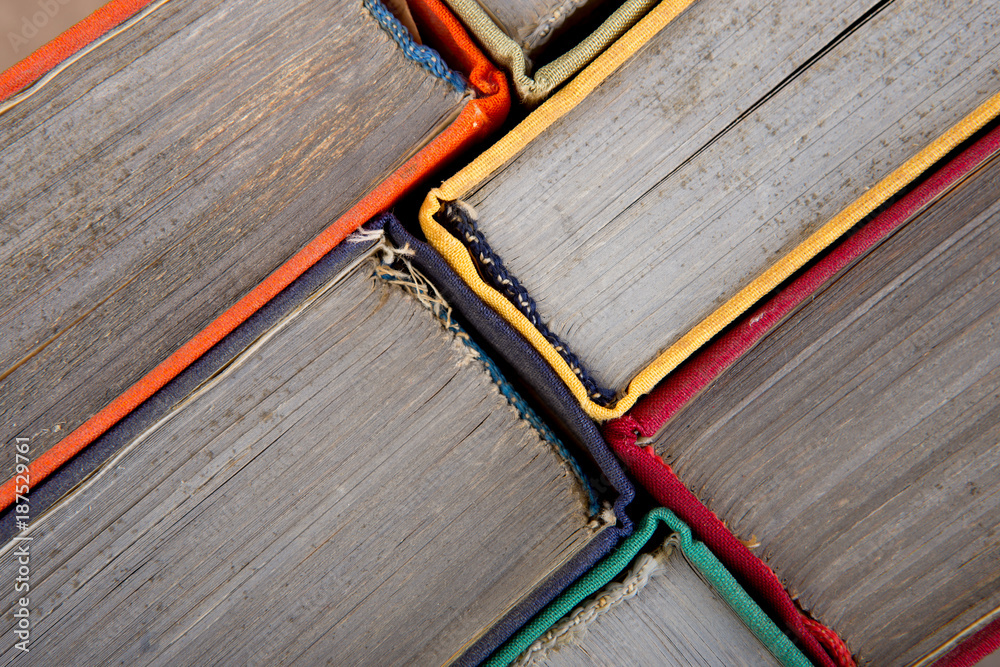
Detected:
left=1, top=0, right=998, bottom=664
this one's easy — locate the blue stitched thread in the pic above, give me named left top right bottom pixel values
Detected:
left=364, top=0, right=468, bottom=94
left=374, top=256, right=602, bottom=516
left=439, top=201, right=618, bottom=406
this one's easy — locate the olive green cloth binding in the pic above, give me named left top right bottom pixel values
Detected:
left=444, top=0, right=659, bottom=104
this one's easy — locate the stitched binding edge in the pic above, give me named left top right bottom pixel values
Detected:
left=365, top=0, right=468, bottom=93
left=439, top=200, right=616, bottom=405
left=373, top=236, right=603, bottom=517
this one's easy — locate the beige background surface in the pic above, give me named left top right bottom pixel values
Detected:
left=1, top=0, right=107, bottom=73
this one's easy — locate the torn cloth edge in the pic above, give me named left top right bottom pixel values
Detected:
left=372, top=244, right=602, bottom=516
left=384, top=217, right=635, bottom=667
